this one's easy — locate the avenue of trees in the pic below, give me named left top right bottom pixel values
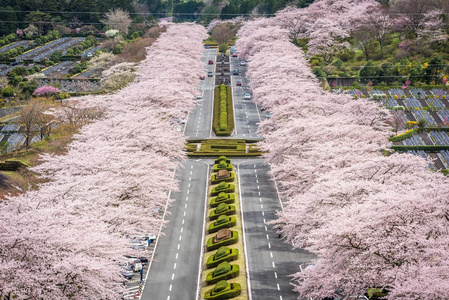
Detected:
left=0, top=23, right=207, bottom=300
left=236, top=1, right=449, bottom=298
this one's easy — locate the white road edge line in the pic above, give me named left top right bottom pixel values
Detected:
left=237, top=162, right=253, bottom=300
left=143, top=168, right=177, bottom=284
left=195, top=160, right=210, bottom=300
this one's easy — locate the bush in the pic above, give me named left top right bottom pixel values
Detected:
left=210, top=172, right=235, bottom=184
left=212, top=162, right=233, bottom=172
left=204, top=281, right=241, bottom=300
left=209, top=204, right=236, bottom=221
left=211, top=183, right=235, bottom=196
left=208, top=216, right=237, bottom=234
left=206, top=263, right=240, bottom=285
left=206, top=247, right=239, bottom=269
left=388, top=129, right=417, bottom=142
left=206, top=231, right=238, bottom=251
left=210, top=193, right=235, bottom=207
left=1, top=86, right=14, bottom=98
left=214, top=156, right=231, bottom=164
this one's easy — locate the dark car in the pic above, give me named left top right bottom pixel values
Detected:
left=236, top=80, right=242, bottom=86
left=232, top=69, right=239, bottom=75
left=199, top=75, right=205, bottom=80
left=232, top=53, right=237, bottom=57
left=208, top=60, right=214, bottom=64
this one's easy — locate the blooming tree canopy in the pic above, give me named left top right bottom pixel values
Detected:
left=236, top=4, right=449, bottom=298
left=0, top=23, right=207, bottom=300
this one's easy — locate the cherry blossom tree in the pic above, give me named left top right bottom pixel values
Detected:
left=0, top=23, right=207, bottom=300
left=237, top=9, right=449, bottom=299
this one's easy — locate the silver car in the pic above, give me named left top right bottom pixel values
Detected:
left=243, top=93, right=252, bottom=100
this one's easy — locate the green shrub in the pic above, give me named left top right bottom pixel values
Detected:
left=210, top=193, right=235, bottom=207
left=214, top=156, right=231, bottom=164
left=206, top=263, right=240, bottom=285
left=204, top=281, right=241, bottom=300
left=206, top=247, right=239, bottom=269
left=210, top=172, right=235, bottom=184
left=212, top=162, right=233, bottom=172
left=211, top=183, right=235, bottom=196
left=206, top=230, right=238, bottom=251
left=208, top=216, right=236, bottom=234
left=216, top=203, right=229, bottom=214
left=442, top=169, right=449, bottom=176
left=214, top=261, right=231, bottom=276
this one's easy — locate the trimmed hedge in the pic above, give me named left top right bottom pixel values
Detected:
left=212, top=162, right=233, bottom=172
left=188, top=152, right=262, bottom=157
left=206, top=247, right=239, bottom=269
left=204, top=281, right=241, bottom=300
left=212, top=85, right=234, bottom=136
left=206, top=263, right=240, bottom=285
left=391, top=145, right=449, bottom=152
left=209, top=204, right=236, bottom=221
left=210, top=193, right=235, bottom=207
left=210, top=172, right=235, bottom=184
left=211, top=183, right=235, bottom=196
left=208, top=216, right=237, bottom=234
left=388, top=129, right=417, bottom=142
left=215, top=156, right=231, bottom=164
left=206, top=231, right=238, bottom=251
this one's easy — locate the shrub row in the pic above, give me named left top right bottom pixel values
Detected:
left=212, top=85, right=234, bottom=136
left=388, top=129, right=417, bottom=142
left=391, top=145, right=449, bottom=152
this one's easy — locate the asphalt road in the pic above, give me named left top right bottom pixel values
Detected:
left=237, top=159, right=316, bottom=300
left=140, top=160, right=209, bottom=300
left=229, top=56, right=265, bottom=139
left=184, top=48, right=217, bottom=139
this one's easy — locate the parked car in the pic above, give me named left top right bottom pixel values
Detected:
left=208, top=60, right=214, bottom=64
left=232, top=69, right=239, bottom=75
left=131, top=258, right=143, bottom=272
left=236, top=80, right=242, bottom=86
left=243, top=93, right=252, bottom=100
left=120, top=262, right=134, bottom=280
left=129, top=239, right=147, bottom=250
left=208, top=71, right=213, bottom=77
left=126, top=255, right=149, bottom=265
left=194, top=95, right=203, bottom=101
left=265, top=112, right=272, bottom=119
left=199, top=75, right=205, bottom=80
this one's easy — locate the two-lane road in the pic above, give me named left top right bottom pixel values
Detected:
left=237, top=159, right=315, bottom=300
left=141, top=160, right=209, bottom=300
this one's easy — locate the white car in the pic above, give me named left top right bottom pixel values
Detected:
left=243, top=93, right=252, bottom=100
left=128, top=258, right=143, bottom=272
left=240, top=61, right=247, bottom=66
